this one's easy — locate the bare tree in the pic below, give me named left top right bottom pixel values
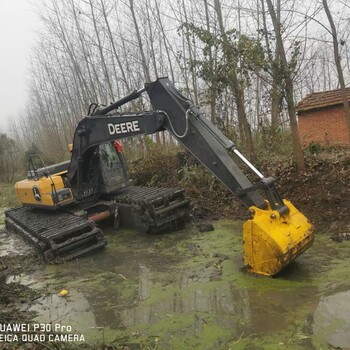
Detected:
left=12, top=0, right=350, bottom=164
left=128, top=0, right=151, bottom=82
left=214, top=0, right=255, bottom=157
left=265, top=0, right=305, bottom=170
left=260, top=0, right=283, bottom=140
left=323, top=0, right=350, bottom=141
left=87, top=0, right=115, bottom=101
left=204, top=0, right=218, bottom=124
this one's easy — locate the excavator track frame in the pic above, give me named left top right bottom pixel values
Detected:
left=5, top=206, right=106, bottom=263
left=5, top=186, right=190, bottom=262
left=113, top=186, right=190, bottom=233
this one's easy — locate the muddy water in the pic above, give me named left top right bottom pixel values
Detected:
left=6, top=221, right=350, bottom=349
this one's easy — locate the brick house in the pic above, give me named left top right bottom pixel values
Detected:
left=297, top=88, right=350, bottom=146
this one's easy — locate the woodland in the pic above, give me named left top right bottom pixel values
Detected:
left=1, top=0, right=350, bottom=182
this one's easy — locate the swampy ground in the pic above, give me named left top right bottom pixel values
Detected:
left=0, top=147, right=349, bottom=349
left=1, top=221, right=350, bottom=350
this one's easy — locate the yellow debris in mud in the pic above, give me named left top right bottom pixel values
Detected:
left=59, top=289, right=69, bottom=297
left=243, top=199, right=314, bottom=276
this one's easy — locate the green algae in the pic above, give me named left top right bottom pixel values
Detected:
left=20, top=220, right=350, bottom=349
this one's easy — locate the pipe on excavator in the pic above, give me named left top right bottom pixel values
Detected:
left=95, top=88, right=146, bottom=115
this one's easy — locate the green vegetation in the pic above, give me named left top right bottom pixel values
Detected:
left=24, top=142, right=44, bottom=169
left=127, top=145, right=182, bottom=187
left=14, top=221, right=350, bottom=350
left=126, top=138, right=295, bottom=219
left=0, top=183, right=18, bottom=208
left=0, top=183, right=17, bottom=225
left=0, top=133, right=19, bottom=183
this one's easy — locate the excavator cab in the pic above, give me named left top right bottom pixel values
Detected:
left=15, top=142, right=129, bottom=209
left=70, top=142, right=129, bottom=200
left=98, top=142, right=129, bottom=194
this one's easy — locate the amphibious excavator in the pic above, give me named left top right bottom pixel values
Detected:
left=5, top=77, right=313, bottom=275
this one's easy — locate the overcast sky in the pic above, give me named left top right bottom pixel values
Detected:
left=0, top=0, right=39, bottom=131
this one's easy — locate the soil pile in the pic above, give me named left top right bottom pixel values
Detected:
left=129, top=147, right=350, bottom=239
left=265, top=148, right=350, bottom=239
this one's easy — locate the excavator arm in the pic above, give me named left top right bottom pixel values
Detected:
left=67, top=77, right=314, bottom=275
left=145, top=78, right=288, bottom=213
left=68, top=78, right=280, bottom=211
left=146, top=78, right=314, bottom=276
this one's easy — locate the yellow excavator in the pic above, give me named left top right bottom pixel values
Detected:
left=5, top=77, right=313, bottom=276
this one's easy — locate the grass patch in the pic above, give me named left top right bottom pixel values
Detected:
left=0, top=182, right=18, bottom=224
left=0, top=182, right=18, bottom=208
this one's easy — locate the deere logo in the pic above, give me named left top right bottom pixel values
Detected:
left=107, top=121, right=140, bottom=135
left=32, top=186, right=42, bottom=202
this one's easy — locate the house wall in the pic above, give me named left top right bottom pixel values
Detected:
left=298, top=105, right=350, bottom=146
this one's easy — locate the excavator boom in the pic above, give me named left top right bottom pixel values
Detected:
left=144, top=78, right=314, bottom=275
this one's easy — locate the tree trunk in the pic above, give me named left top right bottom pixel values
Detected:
left=182, top=0, right=199, bottom=105
left=128, top=0, right=151, bottom=82
left=323, top=0, right=350, bottom=142
left=214, top=0, right=254, bottom=157
left=51, top=0, right=90, bottom=106
left=154, top=0, right=175, bottom=83
left=265, top=0, right=305, bottom=170
left=145, top=0, right=158, bottom=77
left=71, top=0, right=98, bottom=102
left=128, top=0, right=159, bottom=144
left=261, top=0, right=281, bottom=142
left=204, top=0, right=217, bottom=124
left=88, top=0, right=114, bottom=102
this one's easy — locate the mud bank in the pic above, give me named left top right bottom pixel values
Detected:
left=129, top=147, right=350, bottom=240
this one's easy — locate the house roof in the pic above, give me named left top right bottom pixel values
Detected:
left=297, top=87, right=350, bottom=112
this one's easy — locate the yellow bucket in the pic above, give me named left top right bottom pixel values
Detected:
left=243, top=200, right=314, bottom=276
